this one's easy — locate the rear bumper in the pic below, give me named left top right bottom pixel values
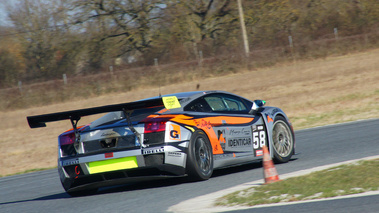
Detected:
left=58, top=143, right=188, bottom=192
left=60, top=163, right=186, bottom=192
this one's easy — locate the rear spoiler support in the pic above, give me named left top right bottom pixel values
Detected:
left=69, top=116, right=81, bottom=145
left=123, top=109, right=145, bottom=148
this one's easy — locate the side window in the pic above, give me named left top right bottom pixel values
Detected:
left=224, top=99, right=240, bottom=111
left=184, top=94, right=250, bottom=113
left=204, top=94, right=249, bottom=113
left=204, top=96, right=227, bottom=111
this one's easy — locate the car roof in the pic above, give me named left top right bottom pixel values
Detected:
left=140, top=90, right=248, bottom=113
left=141, top=90, right=223, bottom=101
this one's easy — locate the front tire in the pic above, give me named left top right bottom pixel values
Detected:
left=186, top=131, right=214, bottom=180
left=271, top=116, right=294, bottom=163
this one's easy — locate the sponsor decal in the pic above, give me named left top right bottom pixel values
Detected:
left=168, top=152, right=182, bottom=157
left=105, top=152, right=114, bottom=158
left=101, top=132, right=117, bottom=137
left=142, top=147, right=165, bottom=154
left=62, top=159, right=79, bottom=166
left=162, top=96, right=181, bottom=109
left=229, top=128, right=250, bottom=136
left=252, top=125, right=266, bottom=149
left=195, top=119, right=212, bottom=129
left=228, top=137, right=252, bottom=147
left=256, top=150, right=263, bottom=157
left=169, top=124, right=181, bottom=140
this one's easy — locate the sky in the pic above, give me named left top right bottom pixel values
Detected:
left=0, top=0, right=15, bottom=26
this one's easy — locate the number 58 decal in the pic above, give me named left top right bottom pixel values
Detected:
left=252, top=125, right=266, bottom=149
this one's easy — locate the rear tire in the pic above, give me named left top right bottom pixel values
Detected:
left=186, top=131, right=213, bottom=180
left=271, top=116, right=294, bottom=163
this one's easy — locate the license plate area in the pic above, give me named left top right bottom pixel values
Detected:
left=88, top=156, right=138, bottom=174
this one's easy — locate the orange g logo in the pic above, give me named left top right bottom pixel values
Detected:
left=169, top=124, right=181, bottom=140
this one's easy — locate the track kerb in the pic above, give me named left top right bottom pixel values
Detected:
left=262, top=146, right=281, bottom=184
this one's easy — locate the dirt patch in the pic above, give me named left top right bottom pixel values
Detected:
left=1, top=49, right=378, bottom=176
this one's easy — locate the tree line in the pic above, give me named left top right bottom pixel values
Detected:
left=0, top=0, right=378, bottom=88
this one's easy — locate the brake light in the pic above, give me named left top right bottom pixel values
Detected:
left=58, top=125, right=86, bottom=146
left=144, top=120, right=167, bottom=133
left=59, top=131, right=76, bottom=146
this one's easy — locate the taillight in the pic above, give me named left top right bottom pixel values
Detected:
left=58, top=125, right=86, bottom=146
left=59, top=131, right=76, bottom=146
left=58, top=130, right=77, bottom=157
left=144, top=120, right=167, bottom=133
left=143, top=118, right=169, bottom=146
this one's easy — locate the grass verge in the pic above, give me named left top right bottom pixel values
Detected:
left=215, top=159, right=379, bottom=207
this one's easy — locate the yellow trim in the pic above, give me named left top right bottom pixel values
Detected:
left=88, top=156, right=138, bottom=174
left=185, top=126, right=195, bottom=132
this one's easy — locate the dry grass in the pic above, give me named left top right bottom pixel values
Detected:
left=216, top=159, right=379, bottom=206
left=1, top=49, right=378, bottom=176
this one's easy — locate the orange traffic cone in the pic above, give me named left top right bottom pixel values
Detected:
left=262, top=146, right=280, bottom=184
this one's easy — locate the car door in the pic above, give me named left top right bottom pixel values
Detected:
left=186, top=93, right=267, bottom=168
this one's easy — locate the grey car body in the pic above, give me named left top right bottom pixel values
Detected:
left=27, top=90, right=295, bottom=196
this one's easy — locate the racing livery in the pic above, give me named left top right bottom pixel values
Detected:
left=27, top=91, right=295, bottom=196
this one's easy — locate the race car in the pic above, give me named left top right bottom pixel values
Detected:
left=27, top=90, right=295, bottom=196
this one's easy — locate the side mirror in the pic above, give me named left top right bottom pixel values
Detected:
left=249, top=100, right=266, bottom=115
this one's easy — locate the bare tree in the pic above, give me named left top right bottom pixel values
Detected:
left=165, top=0, right=235, bottom=58
left=71, top=0, right=165, bottom=55
left=7, top=0, right=79, bottom=80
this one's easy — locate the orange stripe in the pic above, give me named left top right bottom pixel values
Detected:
left=170, top=115, right=255, bottom=155
left=143, top=114, right=255, bottom=155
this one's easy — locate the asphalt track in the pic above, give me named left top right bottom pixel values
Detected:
left=1, top=119, right=378, bottom=213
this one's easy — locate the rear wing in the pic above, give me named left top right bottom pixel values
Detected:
left=27, top=98, right=164, bottom=129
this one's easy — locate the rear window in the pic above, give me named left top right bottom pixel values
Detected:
left=88, top=106, right=163, bottom=128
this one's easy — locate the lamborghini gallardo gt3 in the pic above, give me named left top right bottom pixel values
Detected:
left=27, top=91, right=295, bottom=196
